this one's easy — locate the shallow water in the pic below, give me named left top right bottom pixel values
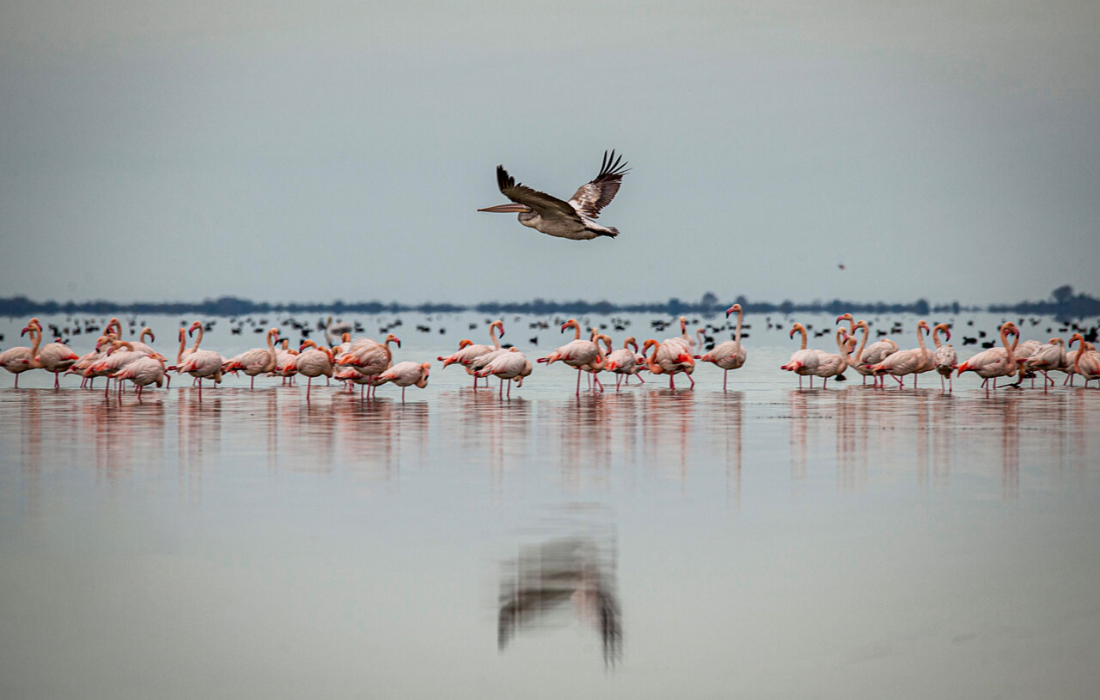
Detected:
left=1, top=313, right=1098, bottom=699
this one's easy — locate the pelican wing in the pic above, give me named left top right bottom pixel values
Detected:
left=496, top=165, right=577, bottom=220
left=568, top=150, right=629, bottom=219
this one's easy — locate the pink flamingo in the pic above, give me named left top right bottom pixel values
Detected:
left=538, top=319, right=604, bottom=396
left=695, top=304, right=747, bottom=390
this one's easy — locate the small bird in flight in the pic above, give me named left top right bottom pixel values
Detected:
left=478, top=150, right=629, bottom=240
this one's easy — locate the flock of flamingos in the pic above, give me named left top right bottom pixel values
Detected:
left=1, top=305, right=1098, bottom=401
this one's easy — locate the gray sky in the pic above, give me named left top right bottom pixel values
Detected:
left=2, top=1, right=1098, bottom=306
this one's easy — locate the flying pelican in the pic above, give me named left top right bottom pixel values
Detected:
left=478, top=150, right=629, bottom=240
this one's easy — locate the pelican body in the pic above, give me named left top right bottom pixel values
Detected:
left=479, top=151, right=628, bottom=240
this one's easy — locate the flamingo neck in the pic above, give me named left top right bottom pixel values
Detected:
left=734, top=308, right=743, bottom=344
left=855, top=323, right=869, bottom=362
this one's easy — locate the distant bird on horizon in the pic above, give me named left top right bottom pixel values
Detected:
left=478, top=150, right=629, bottom=240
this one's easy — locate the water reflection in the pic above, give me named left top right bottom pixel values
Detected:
left=498, top=535, right=622, bottom=666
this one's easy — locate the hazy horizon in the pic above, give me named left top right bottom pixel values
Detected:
left=3, top=1, right=1099, bottom=306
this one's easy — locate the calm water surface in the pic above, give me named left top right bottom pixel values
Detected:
left=1, top=313, right=1098, bottom=699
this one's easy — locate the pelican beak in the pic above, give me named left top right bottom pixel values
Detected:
left=478, top=203, right=531, bottom=213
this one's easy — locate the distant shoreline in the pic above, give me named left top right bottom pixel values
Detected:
left=2, top=291, right=1097, bottom=319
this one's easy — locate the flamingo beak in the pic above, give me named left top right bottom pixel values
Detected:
left=20, top=326, right=30, bottom=336
left=478, top=203, right=531, bottom=213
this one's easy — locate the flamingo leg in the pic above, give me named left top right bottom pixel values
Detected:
left=575, top=369, right=582, bottom=397
left=723, top=370, right=728, bottom=392
left=823, top=378, right=828, bottom=390
left=595, top=374, right=604, bottom=392
left=687, top=373, right=694, bottom=389
left=54, top=372, right=60, bottom=389
left=669, top=374, right=675, bottom=390
left=637, top=373, right=645, bottom=384
left=402, top=386, right=407, bottom=402
left=251, top=375, right=256, bottom=389
left=307, top=376, right=312, bottom=402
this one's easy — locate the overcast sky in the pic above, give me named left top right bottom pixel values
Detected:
left=2, top=1, right=1098, bottom=306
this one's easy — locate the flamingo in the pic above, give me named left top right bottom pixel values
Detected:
left=125, top=327, right=157, bottom=356
left=954, top=322, right=1020, bottom=389
left=538, top=318, right=604, bottom=396
left=478, top=150, right=629, bottom=240
left=273, top=339, right=300, bottom=384
left=931, top=323, right=957, bottom=391
left=295, top=340, right=335, bottom=402
left=604, top=337, right=645, bottom=389
left=111, top=355, right=167, bottom=401
left=337, top=334, right=401, bottom=399
left=438, top=321, right=504, bottom=389
left=475, top=347, right=533, bottom=398
left=176, top=324, right=225, bottom=400
left=642, top=337, right=695, bottom=389
left=578, top=333, right=611, bottom=393
left=1012, top=335, right=1045, bottom=386
left=780, top=323, right=820, bottom=388
left=838, top=315, right=899, bottom=388
left=1021, top=337, right=1064, bottom=388
left=25, top=320, right=79, bottom=389
left=842, top=320, right=878, bottom=385
left=67, top=334, right=114, bottom=388
left=1061, top=340, right=1094, bottom=386
left=222, top=328, right=279, bottom=388
left=811, top=328, right=855, bottom=389
left=1069, top=334, right=1100, bottom=387
left=695, top=303, right=747, bottom=390
left=868, top=320, right=932, bottom=388
left=376, top=361, right=431, bottom=401
left=335, top=367, right=383, bottom=398
left=90, top=341, right=150, bottom=398
left=0, top=321, right=42, bottom=387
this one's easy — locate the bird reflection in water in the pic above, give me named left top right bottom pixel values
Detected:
left=332, top=397, right=430, bottom=483
left=176, top=391, right=224, bottom=505
left=642, top=390, right=694, bottom=486
left=498, top=536, right=622, bottom=666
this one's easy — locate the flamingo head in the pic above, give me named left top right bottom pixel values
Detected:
left=491, top=320, right=505, bottom=338
left=458, top=339, right=473, bottom=349
left=918, top=320, right=930, bottom=335
left=625, top=336, right=638, bottom=352
left=188, top=321, right=202, bottom=337
left=385, top=334, right=402, bottom=349
left=1069, top=333, right=1084, bottom=349
left=726, top=304, right=741, bottom=318
left=300, top=340, right=317, bottom=352
left=835, top=313, right=853, bottom=325
left=560, top=319, right=579, bottom=334
left=789, top=323, right=805, bottom=339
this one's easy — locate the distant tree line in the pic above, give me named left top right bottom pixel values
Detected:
left=1, top=287, right=1097, bottom=319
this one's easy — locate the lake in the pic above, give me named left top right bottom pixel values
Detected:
left=1, top=312, right=1098, bottom=699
